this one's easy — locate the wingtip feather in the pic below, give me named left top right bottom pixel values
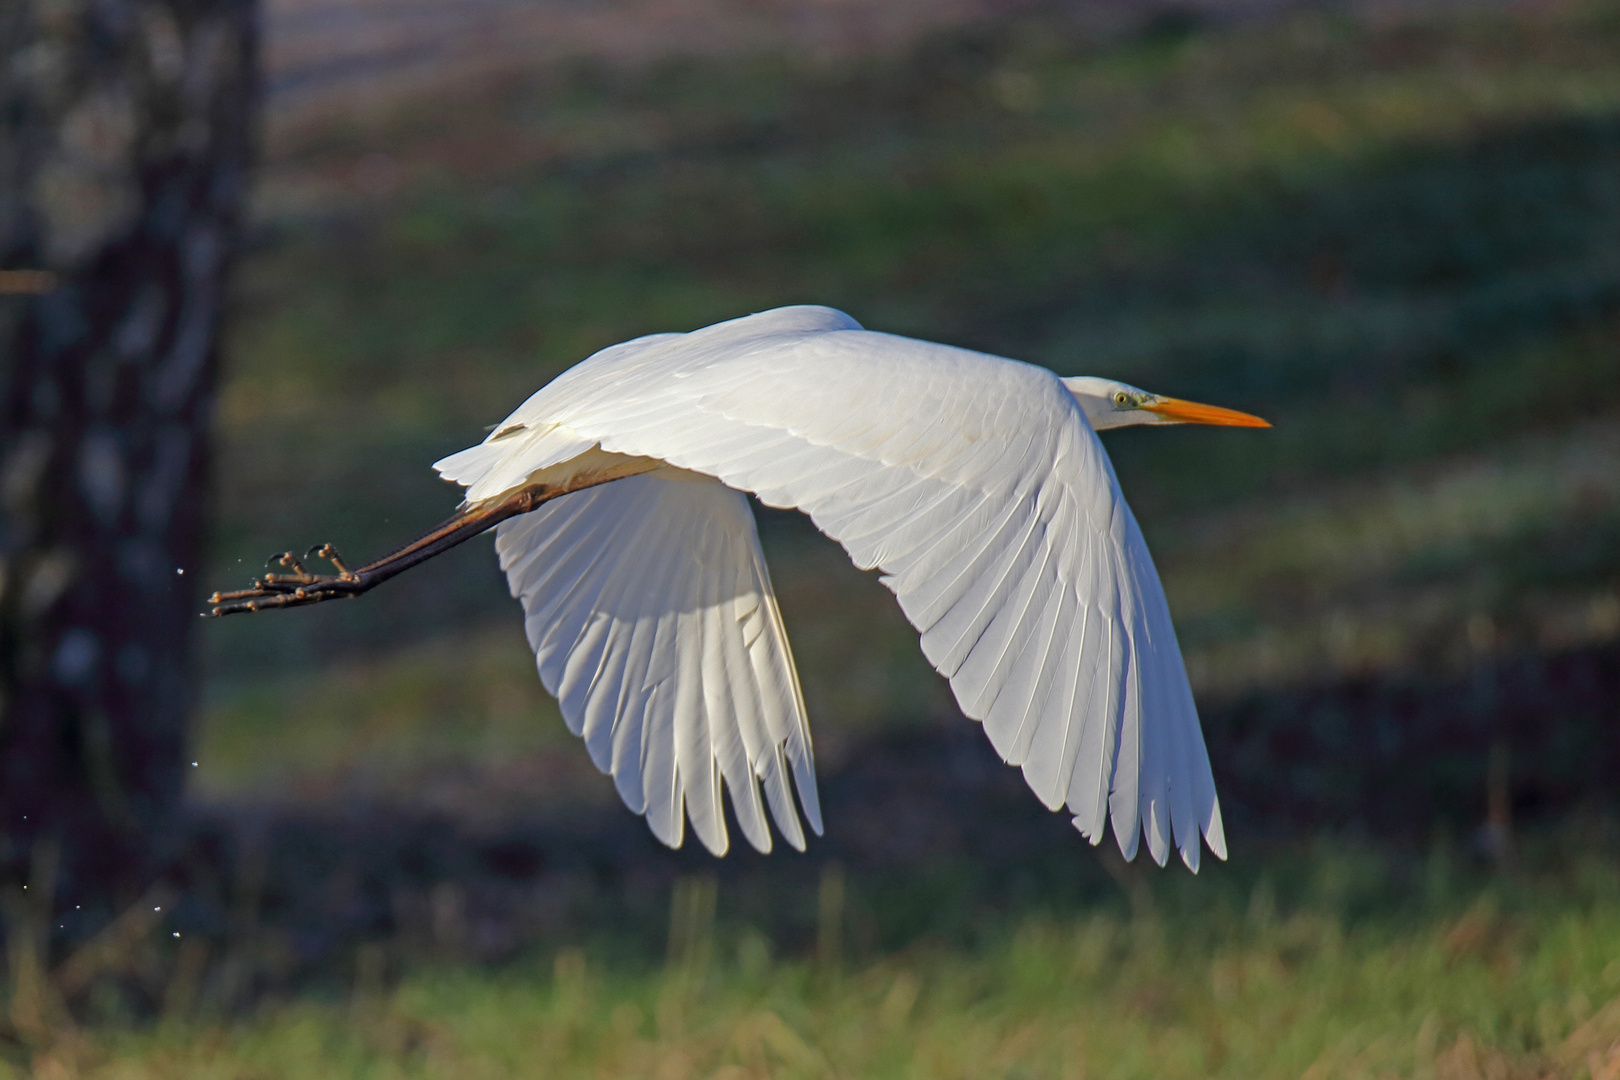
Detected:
left=1205, top=799, right=1229, bottom=861
left=1144, top=798, right=1170, bottom=868
left=1112, top=812, right=1140, bottom=862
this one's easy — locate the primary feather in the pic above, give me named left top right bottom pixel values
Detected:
left=435, top=305, right=1226, bottom=869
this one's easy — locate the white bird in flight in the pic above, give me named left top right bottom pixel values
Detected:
left=211, top=306, right=1269, bottom=870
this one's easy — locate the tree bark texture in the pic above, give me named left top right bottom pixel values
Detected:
left=0, top=0, right=256, bottom=916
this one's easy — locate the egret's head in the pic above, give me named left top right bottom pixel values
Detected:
left=1062, top=376, right=1270, bottom=432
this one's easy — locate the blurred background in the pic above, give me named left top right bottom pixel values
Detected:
left=4, top=0, right=1620, bottom=1074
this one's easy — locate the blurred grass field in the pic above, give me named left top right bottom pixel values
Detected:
left=113, top=0, right=1620, bottom=1075
left=26, top=832, right=1620, bottom=1077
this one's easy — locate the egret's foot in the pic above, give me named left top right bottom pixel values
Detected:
left=205, top=545, right=362, bottom=617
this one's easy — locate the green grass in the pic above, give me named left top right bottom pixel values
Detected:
left=21, top=834, right=1620, bottom=1077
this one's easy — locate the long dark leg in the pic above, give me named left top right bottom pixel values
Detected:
left=206, top=480, right=575, bottom=617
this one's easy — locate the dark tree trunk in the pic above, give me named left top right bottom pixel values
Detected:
left=0, top=0, right=256, bottom=922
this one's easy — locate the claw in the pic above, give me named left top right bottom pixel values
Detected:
left=308, top=543, right=355, bottom=579
left=268, top=551, right=308, bottom=574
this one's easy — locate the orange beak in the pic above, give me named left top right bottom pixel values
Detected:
left=1142, top=396, right=1271, bottom=428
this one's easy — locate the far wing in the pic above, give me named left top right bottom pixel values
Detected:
left=467, top=307, right=1224, bottom=869
left=494, top=468, right=820, bottom=856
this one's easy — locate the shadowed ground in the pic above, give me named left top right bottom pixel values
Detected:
left=168, top=639, right=1620, bottom=978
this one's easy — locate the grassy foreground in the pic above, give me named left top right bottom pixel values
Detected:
left=18, top=835, right=1620, bottom=1079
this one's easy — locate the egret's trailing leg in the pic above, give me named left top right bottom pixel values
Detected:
left=207, top=481, right=572, bottom=617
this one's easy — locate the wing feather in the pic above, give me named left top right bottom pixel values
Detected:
left=714, top=570, right=774, bottom=854
left=973, top=539, right=1064, bottom=755
left=492, top=471, right=818, bottom=854
left=1015, top=585, right=1083, bottom=807
left=916, top=495, right=1046, bottom=676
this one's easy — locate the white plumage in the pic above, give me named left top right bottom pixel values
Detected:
left=435, top=305, right=1265, bottom=869
left=492, top=470, right=818, bottom=856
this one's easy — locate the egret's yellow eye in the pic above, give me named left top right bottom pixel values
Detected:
left=1114, top=391, right=1131, bottom=406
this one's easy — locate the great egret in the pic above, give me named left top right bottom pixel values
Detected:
left=210, top=306, right=1268, bottom=869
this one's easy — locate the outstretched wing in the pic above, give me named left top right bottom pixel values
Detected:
left=494, top=468, right=820, bottom=856
left=443, top=306, right=1224, bottom=869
